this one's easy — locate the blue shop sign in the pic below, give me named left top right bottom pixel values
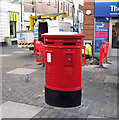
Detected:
left=95, top=2, right=119, bottom=17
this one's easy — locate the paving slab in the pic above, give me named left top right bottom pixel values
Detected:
left=7, top=68, right=37, bottom=75
left=1, top=101, right=43, bottom=118
left=0, top=54, right=12, bottom=57
left=87, top=115, right=105, bottom=118
left=104, top=75, right=117, bottom=84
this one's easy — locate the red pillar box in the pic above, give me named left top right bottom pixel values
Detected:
left=41, top=32, right=85, bottom=107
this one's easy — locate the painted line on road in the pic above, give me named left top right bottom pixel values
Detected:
left=0, top=54, right=12, bottom=57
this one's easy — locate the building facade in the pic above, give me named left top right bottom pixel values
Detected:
left=0, top=0, right=21, bottom=45
left=83, top=0, right=119, bottom=56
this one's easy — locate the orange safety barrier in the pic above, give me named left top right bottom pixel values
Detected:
left=34, top=40, right=38, bottom=54
left=34, top=40, right=44, bottom=63
left=99, top=41, right=109, bottom=66
left=82, top=46, right=86, bottom=65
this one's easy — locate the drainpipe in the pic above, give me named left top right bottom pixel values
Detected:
left=35, top=0, right=37, bottom=16
left=21, top=0, right=23, bottom=31
left=58, top=0, right=59, bottom=13
left=73, top=4, right=75, bottom=32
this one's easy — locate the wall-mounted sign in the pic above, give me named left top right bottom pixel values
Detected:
left=95, top=2, right=119, bottom=17
left=47, top=52, right=51, bottom=63
left=19, top=33, right=25, bottom=43
left=86, top=10, right=92, bottom=15
left=10, top=12, right=17, bottom=21
left=95, top=22, right=109, bottom=52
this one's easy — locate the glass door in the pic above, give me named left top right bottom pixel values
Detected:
left=109, top=19, right=119, bottom=56
left=112, top=21, right=119, bottom=49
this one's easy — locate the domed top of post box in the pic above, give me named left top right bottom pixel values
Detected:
left=41, top=32, right=85, bottom=39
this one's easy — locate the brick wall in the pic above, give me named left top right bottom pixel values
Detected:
left=83, top=1, right=94, bottom=41
left=36, top=0, right=58, bottom=14
left=24, top=0, right=73, bottom=17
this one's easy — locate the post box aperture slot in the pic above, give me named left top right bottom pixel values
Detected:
left=46, top=42, right=54, bottom=45
left=62, top=43, right=76, bottom=46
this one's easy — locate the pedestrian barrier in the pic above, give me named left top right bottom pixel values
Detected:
left=99, top=41, right=109, bottom=66
left=34, top=40, right=39, bottom=54
left=34, top=40, right=44, bottom=63
left=82, top=46, right=86, bottom=65
left=18, top=43, right=34, bottom=45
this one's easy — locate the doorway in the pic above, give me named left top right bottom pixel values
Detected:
left=109, top=19, right=119, bottom=56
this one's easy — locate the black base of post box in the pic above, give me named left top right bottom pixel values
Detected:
left=45, top=87, right=81, bottom=108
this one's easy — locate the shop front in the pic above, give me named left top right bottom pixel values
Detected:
left=95, top=0, right=119, bottom=56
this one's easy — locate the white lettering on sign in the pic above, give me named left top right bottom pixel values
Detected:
left=47, top=53, right=51, bottom=63
left=110, top=5, right=119, bottom=12
left=96, top=24, right=104, bottom=28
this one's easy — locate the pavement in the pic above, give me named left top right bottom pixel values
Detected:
left=0, top=45, right=118, bottom=119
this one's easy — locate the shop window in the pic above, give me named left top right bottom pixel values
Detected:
left=112, top=22, right=119, bottom=48
left=10, top=21, right=16, bottom=38
left=10, top=12, right=17, bottom=38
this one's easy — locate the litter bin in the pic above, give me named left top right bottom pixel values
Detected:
left=41, top=32, right=85, bottom=107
